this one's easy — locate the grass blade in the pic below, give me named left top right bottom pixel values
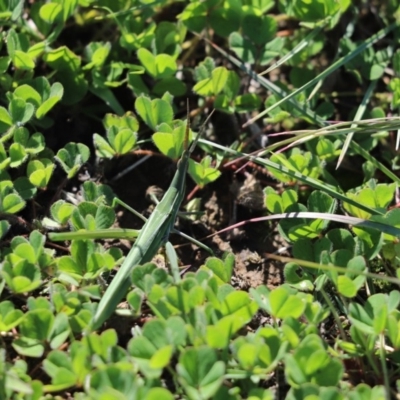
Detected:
left=336, top=76, right=377, bottom=168
left=259, top=23, right=326, bottom=75
left=246, top=22, right=398, bottom=126
left=201, top=138, right=385, bottom=216
left=206, top=211, right=400, bottom=239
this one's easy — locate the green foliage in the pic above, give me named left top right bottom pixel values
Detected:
left=265, top=187, right=298, bottom=213
left=55, top=143, right=90, bottom=178
left=135, top=95, right=173, bottom=131
left=0, top=220, right=11, bottom=240
left=13, top=307, right=70, bottom=358
left=344, top=180, right=396, bottom=219
left=1, top=0, right=399, bottom=398
left=341, top=38, right=389, bottom=82
left=44, top=46, right=87, bottom=105
left=188, top=156, right=221, bottom=188
left=268, top=149, right=322, bottom=183
left=194, top=63, right=230, bottom=96
left=67, top=202, right=114, bottom=233
left=56, top=239, right=122, bottom=282
left=26, top=158, right=54, bottom=188
left=285, top=334, right=343, bottom=386
left=279, top=0, right=351, bottom=29
left=388, top=78, right=400, bottom=108
left=137, top=48, right=186, bottom=96
left=0, top=301, right=24, bottom=331
left=94, top=112, right=139, bottom=158
left=177, top=347, right=225, bottom=399
left=153, top=119, right=191, bottom=160
left=277, top=190, right=337, bottom=241
left=229, top=19, right=283, bottom=65
left=194, top=58, right=262, bottom=113
left=11, top=79, right=64, bottom=120
left=0, top=180, right=26, bottom=213
left=10, top=128, right=45, bottom=168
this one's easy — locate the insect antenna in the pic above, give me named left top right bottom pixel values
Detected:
left=183, top=98, right=190, bottom=153
left=188, top=107, right=215, bottom=154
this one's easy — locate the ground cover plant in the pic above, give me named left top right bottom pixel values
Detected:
left=1, top=0, right=400, bottom=398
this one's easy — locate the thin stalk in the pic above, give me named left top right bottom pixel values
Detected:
left=266, top=253, right=400, bottom=286
left=201, top=138, right=385, bottom=216
left=246, top=23, right=399, bottom=126
left=320, top=288, right=347, bottom=341
left=379, top=333, right=391, bottom=400
left=259, top=22, right=327, bottom=76
left=337, top=79, right=378, bottom=169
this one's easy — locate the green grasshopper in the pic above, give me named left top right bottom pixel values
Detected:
left=86, top=106, right=214, bottom=331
